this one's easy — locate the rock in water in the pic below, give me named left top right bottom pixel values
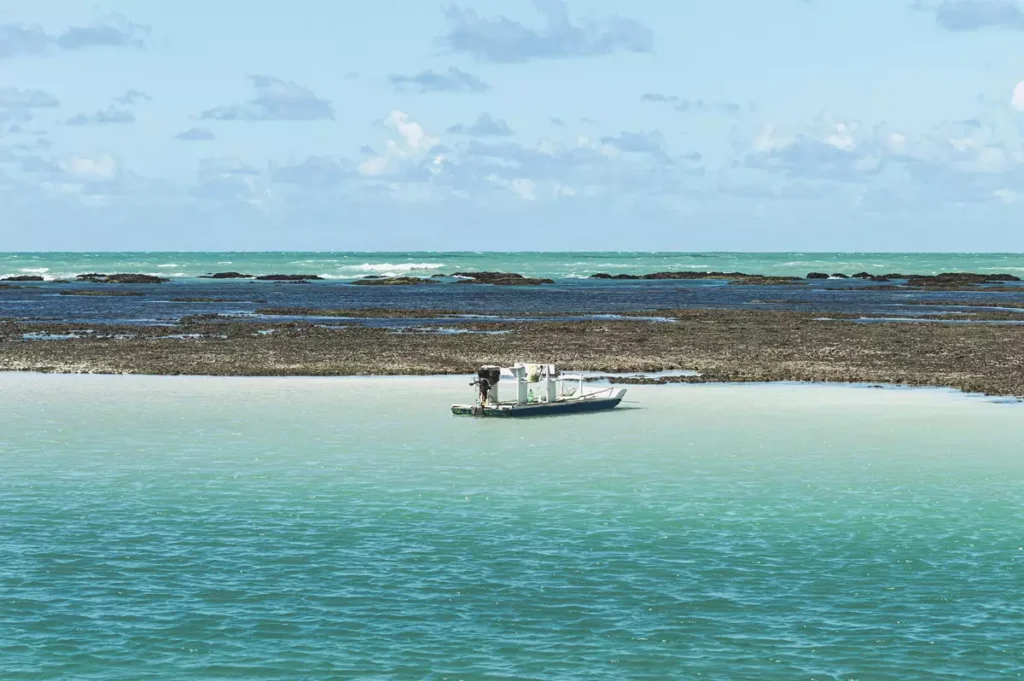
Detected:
left=199, top=272, right=254, bottom=279
left=254, top=274, right=325, bottom=281
left=452, top=271, right=553, bottom=285
left=806, top=272, right=829, bottom=280
left=350, top=277, right=439, bottom=286
left=75, top=273, right=169, bottom=284
left=1, top=275, right=44, bottom=282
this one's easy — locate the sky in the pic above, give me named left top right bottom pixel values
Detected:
left=3, top=0, right=1024, bottom=251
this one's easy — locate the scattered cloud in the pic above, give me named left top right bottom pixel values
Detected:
left=447, top=113, right=514, bottom=136
left=57, top=16, right=149, bottom=50
left=388, top=67, right=491, bottom=93
left=921, top=0, right=1024, bottom=31
left=270, top=156, right=351, bottom=187
left=359, top=111, right=442, bottom=177
left=1012, top=81, right=1024, bottom=111
left=736, top=112, right=1024, bottom=209
left=60, top=152, right=120, bottom=183
left=744, top=117, right=887, bottom=182
left=0, top=23, right=49, bottom=59
left=642, top=93, right=743, bottom=115
left=192, top=156, right=269, bottom=203
left=0, top=16, right=148, bottom=59
left=439, top=132, right=695, bottom=201
left=175, top=127, right=216, bottom=142
left=600, top=131, right=672, bottom=162
left=66, top=107, right=135, bottom=126
left=0, top=88, right=60, bottom=109
left=200, top=75, right=335, bottom=121
left=116, top=89, right=151, bottom=106
left=439, top=0, right=654, bottom=63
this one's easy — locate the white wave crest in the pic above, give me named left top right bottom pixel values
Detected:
left=157, top=264, right=179, bottom=268
left=346, top=262, right=445, bottom=273
left=20, top=267, right=49, bottom=273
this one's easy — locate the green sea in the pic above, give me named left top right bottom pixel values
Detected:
left=1, top=375, right=1022, bottom=680
left=3, top=251, right=1024, bottom=281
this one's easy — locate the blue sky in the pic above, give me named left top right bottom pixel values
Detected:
left=3, top=0, right=1024, bottom=250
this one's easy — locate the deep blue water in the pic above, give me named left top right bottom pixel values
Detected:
left=3, top=278, right=1024, bottom=328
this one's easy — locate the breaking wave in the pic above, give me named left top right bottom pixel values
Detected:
left=346, top=263, right=445, bottom=273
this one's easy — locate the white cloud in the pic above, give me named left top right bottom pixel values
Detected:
left=1012, top=81, right=1024, bottom=112
left=993, top=188, right=1018, bottom=204
left=60, top=153, right=118, bottom=182
left=358, top=111, right=441, bottom=177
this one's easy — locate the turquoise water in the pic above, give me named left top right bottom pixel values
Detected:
left=1, top=375, right=1022, bottom=680
left=4, top=251, right=1024, bottom=281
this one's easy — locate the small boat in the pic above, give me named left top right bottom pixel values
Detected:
left=451, top=364, right=627, bottom=417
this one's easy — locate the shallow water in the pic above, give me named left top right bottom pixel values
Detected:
left=1, top=376, right=1022, bottom=680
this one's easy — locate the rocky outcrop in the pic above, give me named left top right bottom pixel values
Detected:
left=591, top=271, right=803, bottom=285
left=199, top=272, right=253, bottom=279
left=728, top=277, right=806, bottom=286
left=76, top=273, right=170, bottom=284
left=851, top=272, right=872, bottom=279
left=643, top=271, right=751, bottom=280
left=453, top=272, right=554, bottom=285
left=830, top=273, right=849, bottom=279
left=350, top=277, right=439, bottom=286
left=254, top=274, right=325, bottom=281
left=907, top=273, right=1021, bottom=288
left=1, top=275, right=44, bottom=282
left=806, top=272, right=829, bottom=279
left=590, top=273, right=640, bottom=280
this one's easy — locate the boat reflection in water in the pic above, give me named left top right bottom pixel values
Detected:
left=451, top=363, right=627, bottom=417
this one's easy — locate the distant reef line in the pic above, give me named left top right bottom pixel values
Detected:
left=2, top=270, right=1023, bottom=290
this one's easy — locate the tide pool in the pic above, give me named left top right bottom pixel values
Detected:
left=1, top=375, right=1022, bottom=680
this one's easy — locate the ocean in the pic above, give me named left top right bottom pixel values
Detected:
left=4, top=251, right=1024, bottom=282
left=1, top=374, right=1022, bottom=680
left=6, top=252, right=1024, bottom=326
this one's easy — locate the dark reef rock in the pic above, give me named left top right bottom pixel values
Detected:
left=76, top=273, right=169, bottom=284
left=644, top=271, right=751, bottom=280
left=591, top=271, right=768, bottom=281
left=830, top=273, right=849, bottom=279
left=0, top=284, right=24, bottom=290
left=350, top=277, right=439, bottom=286
left=493, top=277, right=555, bottom=286
left=453, top=271, right=553, bottom=286
left=806, top=272, right=829, bottom=280
left=869, top=275, right=891, bottom=283
left=199, top=272, right=253, bottom=279
left=254, top=274, right=325, bottom=281
left=2, top=275, right=44, bottom=282
left=852, top=272, right=873, bottom=279
left=907, top=273, right=1021, bottom=288
left=590, top=273, right=640, bottom=280
left=453, top=271, right=523, bottom=282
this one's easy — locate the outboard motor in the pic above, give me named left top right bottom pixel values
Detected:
left=476, top=366, right=501, bottom=385
left=472, top=366, right=501, bottom=407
